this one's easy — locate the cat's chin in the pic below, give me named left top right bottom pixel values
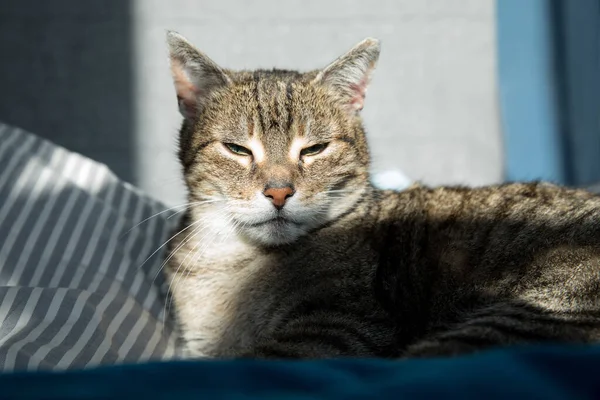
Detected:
left=238, top=219, right=308, bottom=247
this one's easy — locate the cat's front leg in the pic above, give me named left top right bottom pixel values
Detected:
left=237, top=317, right=394, bottom=360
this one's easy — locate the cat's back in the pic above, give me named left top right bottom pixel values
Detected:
left=375, top=182, right=600, bottom=326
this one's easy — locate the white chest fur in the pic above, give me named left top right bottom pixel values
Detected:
left=166, top=217, right=264, bottom=358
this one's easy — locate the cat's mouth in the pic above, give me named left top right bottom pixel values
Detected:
left=235, top=212, right=312, bottom=245
left=247, top=216, right=302, bottom=228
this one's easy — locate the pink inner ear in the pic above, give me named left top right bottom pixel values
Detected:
left=177, top=95, right=198, bottom=117
left=172, top=59, right=200, bottom=117
left=348, top=77, right=369, bottom=111
left=175, top=81, right=199, bottom=116
left=349, top=93, right=365, bottom=111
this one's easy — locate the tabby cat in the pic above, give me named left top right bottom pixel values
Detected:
left=164, top=31, right=600, bottom=359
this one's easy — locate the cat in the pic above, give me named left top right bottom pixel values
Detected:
left=164, top=31, right=600, bottom=359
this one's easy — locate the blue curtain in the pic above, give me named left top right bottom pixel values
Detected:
left=497, top=0, right=600, bottom=186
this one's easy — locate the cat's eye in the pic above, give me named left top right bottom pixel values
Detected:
left=300, top=143, right=329, bottom=157
left=224, top=143, right=253, bottom=157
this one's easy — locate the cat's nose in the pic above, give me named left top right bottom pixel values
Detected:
left=263, top=185, right=295, bottom=210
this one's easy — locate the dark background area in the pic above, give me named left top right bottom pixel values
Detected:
left=0, top=0, right=135, bottom=183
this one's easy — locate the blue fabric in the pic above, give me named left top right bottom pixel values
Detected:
left=496, top=0, right=566, bottom=184
left=496, top=0, right=600, bottom=186
left=1, top=345, right=600, bottom=399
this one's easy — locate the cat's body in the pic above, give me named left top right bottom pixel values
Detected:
left=168, top=182, right=600, bottom=358
left=164, top=32, right=600, bottom=359
left=168, top=186, right=392, bottom=358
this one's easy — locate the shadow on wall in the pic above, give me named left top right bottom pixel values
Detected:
left=0, top=0, right=136, bottom=184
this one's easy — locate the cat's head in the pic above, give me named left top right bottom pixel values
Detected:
left=167, top=32, right=380, bottom=246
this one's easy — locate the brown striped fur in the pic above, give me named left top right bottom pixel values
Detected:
left=164, top=32, right=600, bottom=359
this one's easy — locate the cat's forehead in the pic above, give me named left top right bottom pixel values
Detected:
left=217, top=69, right=334, bottom=143
left=231, top=69, right=317, bottom=84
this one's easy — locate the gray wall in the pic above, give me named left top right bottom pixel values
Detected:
left=1, top=0, right=502, bottom=206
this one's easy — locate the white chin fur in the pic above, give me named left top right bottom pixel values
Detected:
left=226, top=192, right=317, bottom=246
left=204, top=187, right=363, bottom=247
left=240, top=222, right=308, bottom=246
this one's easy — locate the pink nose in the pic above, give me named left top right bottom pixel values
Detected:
left=263, top=186, right=295, bottom=209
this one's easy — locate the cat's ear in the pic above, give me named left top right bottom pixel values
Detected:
left=314, top=38, right=380, bottom=114
left=166, top=31, right=231, bottom=119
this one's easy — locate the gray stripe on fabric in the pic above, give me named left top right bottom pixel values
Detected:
left=0, top=288, right=44, bottom=360
left=0, top=288, right=67, bottom=371
left=0, top=161, right=51, bottom=280
left=47, top=166, right=100, bottom=288
left=52, top=195, right=149, bottom=368
left=123, top=213, right=178, bottom=361
left=71, top=189, right=139, bottom=366
left=0, top=134, right=38, bottom=200
left=2, top=163, right=66, bottom=285
left=77, top=206, right=164, bottom=366
left=0, top=123, right=175, bottom=371
left=94, top=215, right=163, bottom=364
left=27, top=186, right=83, bottom=288
left=26, top=290, right=93, bottom=370
left=0, top=128, right=21, bottom=167
left=3, top=288, right=67, bottom=370
left=5, top=174, right=71, bottom=286
left=0, top=289, right=19, bottom=340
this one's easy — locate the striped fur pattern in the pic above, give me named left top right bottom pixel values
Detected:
left=164, top=32, right=600, bottom=359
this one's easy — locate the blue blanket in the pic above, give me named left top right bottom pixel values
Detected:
left=1, top=345, right=599, bottom=399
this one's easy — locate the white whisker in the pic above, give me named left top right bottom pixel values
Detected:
left=139, top=218, right=205, bottom=273
left=160, top=222, right=208, bottom=332
left=121, top=199, right=220, bottom=237
left=163, top=204, right=234, bottom=333
left=167, top=199, right=223, bottom=220
left=324, top=189, right=356, bottom=194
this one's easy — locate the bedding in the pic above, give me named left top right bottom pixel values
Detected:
left=0, top=344, right=600, bottom=399
left=0, top=123, right=179, bottom=371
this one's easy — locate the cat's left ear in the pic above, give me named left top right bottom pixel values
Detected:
left=313, top=38, right=380, bottom=114
left=167, top=31, right=231, bottom=119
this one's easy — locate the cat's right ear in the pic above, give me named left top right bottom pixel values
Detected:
left=313, top=38, right=380, bottom=115
left=166, top=31, right=231, bottom=119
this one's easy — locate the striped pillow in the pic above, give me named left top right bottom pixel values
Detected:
left=0, top=123, right=179, bottom=371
